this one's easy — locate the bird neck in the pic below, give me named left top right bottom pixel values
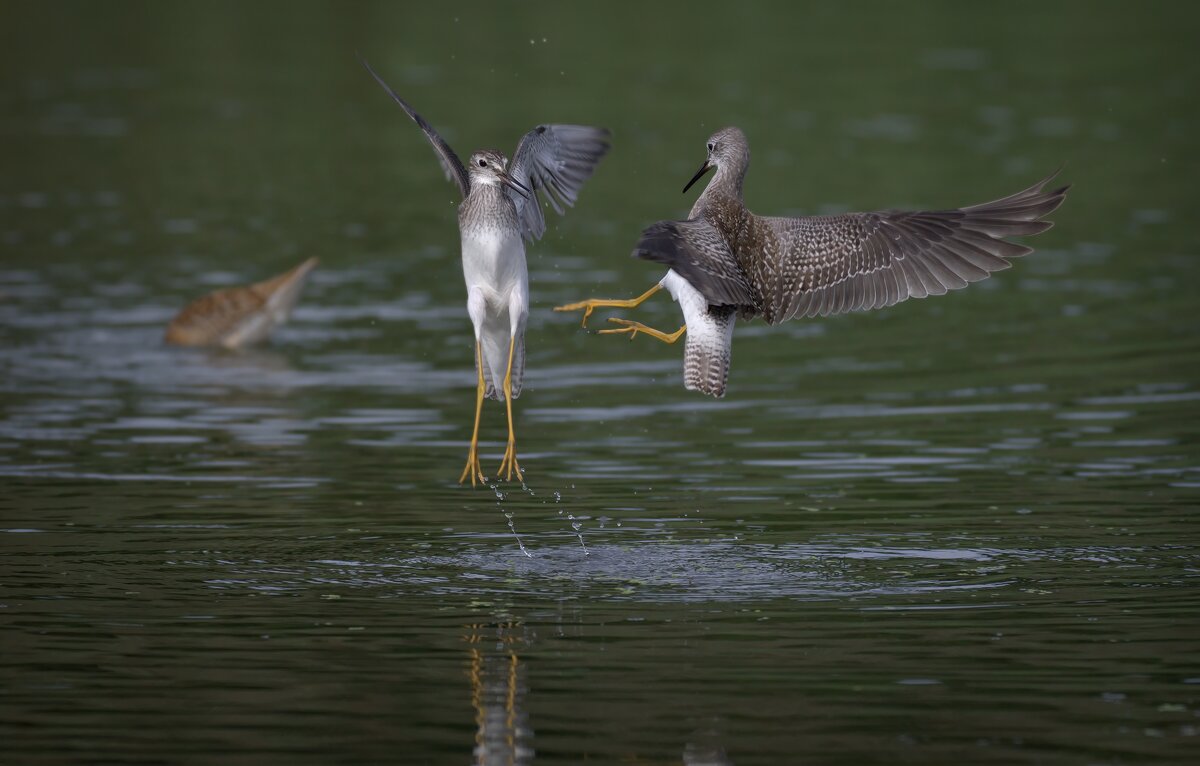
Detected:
left=701, top=164, right=746, bottom=205
left=693, top=165, right=746, bottom=220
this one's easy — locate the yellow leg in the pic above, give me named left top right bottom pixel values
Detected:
left=496, top=335, right=523, bottom=482
left=553, top=283, right=663, bottom=328
left=599, top=318, right=687, bottom=344
left=458, top=341, right=487, bottom=487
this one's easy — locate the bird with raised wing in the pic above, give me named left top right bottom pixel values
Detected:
left=557, top=126, right=1067, bottom=397
left=362, top=58, right=610, bottom=485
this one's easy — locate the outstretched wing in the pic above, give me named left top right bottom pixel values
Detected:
left=359, top=56, right=469, bottom=199
left=633, top=218, right=760, bottom=310
left=761, top=171, right=1069, bottom=324
left=508, top=125, right=611, bottom=241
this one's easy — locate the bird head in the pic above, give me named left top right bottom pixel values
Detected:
left=683, top=126, right=750, bottom=194
left=468, top=150, right=531, bottom=198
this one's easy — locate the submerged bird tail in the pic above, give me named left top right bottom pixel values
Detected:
left=682, top=308, right=735, bottom=398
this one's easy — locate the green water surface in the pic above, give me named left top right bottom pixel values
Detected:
left=2, top=2, right=1198, bottom=764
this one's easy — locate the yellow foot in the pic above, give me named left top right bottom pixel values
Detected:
left=553, top=284, right=664, bottom=328
left=552, top=298, right=605, bottom=328
left=598, top=318, right=687, bottom=344
left=459, top=448, right=486, bottom=487
left=497, top=440, right=523, bottom=482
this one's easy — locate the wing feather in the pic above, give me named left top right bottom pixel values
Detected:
left=633, top=219, right=760, bottom=310
left=765, top=171, right=1068, bottom=322
left=359, top=57, right=470, bottom=199
left=508, top=124, right=610, bottom=241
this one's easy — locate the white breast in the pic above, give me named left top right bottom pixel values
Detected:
left=462, top=229, right=527, bottom=301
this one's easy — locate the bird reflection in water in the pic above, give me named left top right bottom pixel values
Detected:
left=463, top=622, right=734, bottom=765
left=465, top=622, right=534, bottom=765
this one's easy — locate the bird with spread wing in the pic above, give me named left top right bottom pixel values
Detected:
left=558, top=126, right=1067, bottom=397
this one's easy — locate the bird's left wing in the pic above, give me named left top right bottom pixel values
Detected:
left=633, top=218, right=760, bottom=310
left=359, top=57, right=470, bottom=199
left=508, top=125, right=611, bottom=241
left=762, top=171, right=1069, bottom=324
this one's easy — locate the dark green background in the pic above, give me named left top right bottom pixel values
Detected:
left=2, top=2, right=1198, bottom=763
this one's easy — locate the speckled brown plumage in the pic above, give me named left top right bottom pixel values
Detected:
left=639, top=127, right=1068, bottom=325
left=633, top=126, right=1069, bottom=396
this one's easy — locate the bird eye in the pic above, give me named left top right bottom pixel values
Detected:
left=478, top=159, right=487, bottom=168
left=707, top=142, right=715, bottom=152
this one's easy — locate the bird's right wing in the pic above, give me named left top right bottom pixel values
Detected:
left=633, top=218, right=760, bottom=309
left=359, top=57, right=470, bottom=199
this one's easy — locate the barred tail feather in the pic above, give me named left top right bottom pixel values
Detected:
left=682, top=308, right=735, bottom=398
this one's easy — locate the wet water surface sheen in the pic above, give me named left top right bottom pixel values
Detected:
left=2, top=2, right=1199, bottom=764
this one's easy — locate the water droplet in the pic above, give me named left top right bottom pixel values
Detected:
left=565, top=513, right=588, bottom=555
left=501, top=508, right=533, bottom=558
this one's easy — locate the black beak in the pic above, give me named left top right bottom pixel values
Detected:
left=682, top=160, right=714, bottom=194
left=500, top=171, right=532, bottom=199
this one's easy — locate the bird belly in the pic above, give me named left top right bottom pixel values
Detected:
left=462, top=231, right=528, bottom=400
left=461, top=230, right=527, bottom=309
left=661, top=270, right=710, bottom=325
left=661, top=269, right=731, bottom=344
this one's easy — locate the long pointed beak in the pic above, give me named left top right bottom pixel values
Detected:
left=682, top=160, right=714, bottom=194
left=500, top=171, right=532, bottom=199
